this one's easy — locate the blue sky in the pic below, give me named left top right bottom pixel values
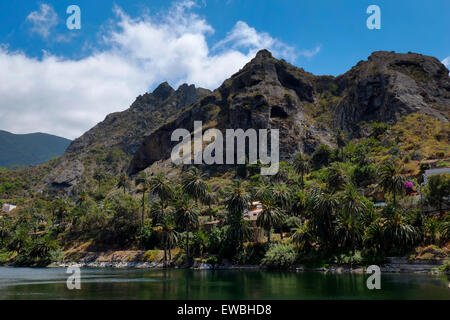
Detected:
left=0, top=0, right=449, bottom=138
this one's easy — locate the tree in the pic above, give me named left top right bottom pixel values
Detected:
left=224, top=180, right=251, bottom=251
left=326, top=162, right=348, bottom=193
left=272, top=183, right=291, bottom=210
left=157, top=215, right=178, bottom=266
left=136, top=171, right=150, bottom=225
left=383, top=209, right=418, bottom=253
left=291, top=221, right=313, bottom=251
left=290, top=190, right=307, bottom=217
left=257, top=198, right=285, bottom=243
left=378, top=160, right=405, bottom=208
left=424, top=173, right=450, bottom=214
left=225, top=180, right=250, bottom=216
left=117, top=172, right=130, bottom=194
left=334, top=129, right=347, bottom=160
left=309, top=188, right=338, bottom=250
left=310, top=144, right=332, bottom=169
left=28, top=236, right=58, bottom=260
left=181, top=167, right=208, bottom=204
left=336, top=185, right=367, bottom=256
left=271, top=183, right=291, bottom=238
left=149, top=173, right=174, bottom=225
left=174, top=196, right=199, bottom=262
left=93, top=168, right=106, bottom=190
left=293, top=153, right=310, bottom=189
left=202, top=186, right=217, bottom=220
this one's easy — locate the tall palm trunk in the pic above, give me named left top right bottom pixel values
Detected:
left=186, top=224, right=190, bottom=262
left=393, top=188, right=397, bottom=208
left=141, top=191, right=145, bottom=225
left=267, top=228, right=271, bottom=243
left=168, top=245, right=172, bottom=263
left=163, top=233, right=167, bottom=268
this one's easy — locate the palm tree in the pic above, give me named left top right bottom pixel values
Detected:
left=272, top=183, right=291, bottom=238
left=225, top=180, right=252, bottom=250
left=157, top=215, right=178, bottom=267
left=149, top=173, right=174, bottom=225
left=182, top=167, right=208, bottom=204
left=327, top=162, right=348, bottom=193
left=309, top=187, right=338, bottom=249
left=363, top=220, right=385, bottom=255
left=93, top=168, right=106, bottom=190
left=383, top=209, right=418, bottom=252
left=337, top=184, right=367, bottom=256
left=252, top=183, right=271, bottom=202
left=225, top=180, right=251, bottom=216
left=378, top=160, right=405, bottom=208
left=117, top=172, right=130, bottom=194
left=203, top=186, right=217, bottom=220
left=290, top=190, right=307, bottom=217
left=291, top=221, right=313, bottom=251
left=272, top=183, right=291, bottom=210
left=174, top=196, right=199, bottom=262
left=334, top=129, right=346, bottom=160
left=257, top=198, right=285, bottom=243
left=293, top=153, right=310, bottom=189
left=136, top=171, right=150, bottom=225
left=166, top=225, right=178, bottom=264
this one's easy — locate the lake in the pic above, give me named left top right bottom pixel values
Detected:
left=0, top=267, right=449, bottom=300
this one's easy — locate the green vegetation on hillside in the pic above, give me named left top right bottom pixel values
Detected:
left=0, top=113, right=448, bottom=268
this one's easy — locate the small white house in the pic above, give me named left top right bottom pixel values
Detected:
left=1, top=204, right=17, bottom=213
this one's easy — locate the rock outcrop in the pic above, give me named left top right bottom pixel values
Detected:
left=44, top=83, right=210, bottom=194
left=128, top=50, right=449, bottom=175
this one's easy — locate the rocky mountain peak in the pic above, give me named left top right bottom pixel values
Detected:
left=152, top=81, right=175, bottom=101
left=128, top=50, right=449, bottom=176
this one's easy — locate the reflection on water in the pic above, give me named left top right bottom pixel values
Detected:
left=0, top=267, right=449, bottom=300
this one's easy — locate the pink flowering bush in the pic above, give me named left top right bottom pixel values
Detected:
left=403, top=181, right=415, bottom=194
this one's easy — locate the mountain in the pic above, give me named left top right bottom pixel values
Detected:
left=44, top=82, right=210, bottom=193
left=128, top=50, right=449, bottom=174
left=37, top=49, right=449, bottom=194
left=0, top=130, right=71, bottom=168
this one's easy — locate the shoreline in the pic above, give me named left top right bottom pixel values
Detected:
left=49, top=257, right=449, bottom=274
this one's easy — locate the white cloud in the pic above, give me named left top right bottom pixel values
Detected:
left=26, top=4, right=58, bottom=38
left=299, top=45, right=321, bottom=58
left=0, top=1, right=311, bottom=139
left=213, top=21, right=296, bottom=61
left=442, top=56, right=450, bottom=69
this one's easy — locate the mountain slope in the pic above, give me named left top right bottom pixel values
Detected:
left=0, top=130, right=71, bottom=168
left=129, top=50, right=449, bottom=175
left=44, top=82, right=210, bottom=193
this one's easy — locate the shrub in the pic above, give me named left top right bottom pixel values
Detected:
left=353, top=164, right=377, bottom=187
left=310, top=144, right=333, bottom=169
left=142, top=250, right=163, bottom=262
left=261, top=243, right=296, bottom=269
left=332, top=251, right=363, bottom=265
left=371, top=122, right=390, bottom=139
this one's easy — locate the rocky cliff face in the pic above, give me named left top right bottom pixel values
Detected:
left=45, top=82, right=209, bottom=193
left=128, top=50, right=449, bottom=175
left=334, top=51, right=449, bottom=133
left=42, top=49, right=449, bottom=192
